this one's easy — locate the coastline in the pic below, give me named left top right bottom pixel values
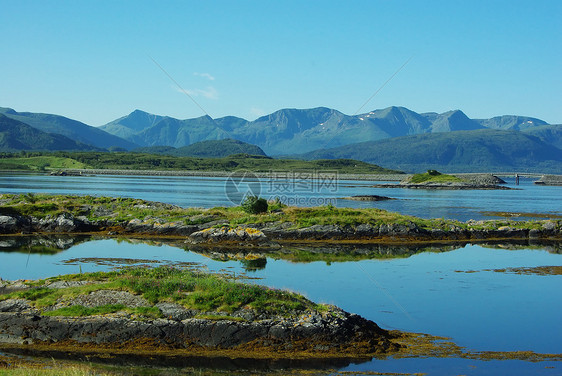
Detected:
left=4, top=168, right=560, bottom=185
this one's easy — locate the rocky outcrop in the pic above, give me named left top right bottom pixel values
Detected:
left=187, top=226, right=277, bottom=248
left=370, top=174, right=510, bottom=190
left=341, top=195, right=394, bottom=201
left=0, top=294, right=397, bottom=356
left=0, top=214, right=560, bottom=246
left=535, top=175, right=562, bottom=186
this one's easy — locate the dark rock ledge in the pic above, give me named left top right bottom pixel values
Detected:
left=0, top=289, right=399, bottom=358
left=0, top=213, right=561, bottom=245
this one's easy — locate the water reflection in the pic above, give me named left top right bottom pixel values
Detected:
left=2, top=346, right=371, bottom=372
left=0, top=235, right=90, bottom=254
left=0, top=235, right=560, bottom=271
left=0, top=236, right=561, bottom=375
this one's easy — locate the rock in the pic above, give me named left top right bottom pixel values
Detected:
left=341, top=195, right=394, bottom=201
left=0, top=216, right=18, bottom=233
left=126, top=218, right=199, bottom=236
left=67, top=290, right=150, bottom=309
left=534, top=175, right=562, bottom=186
left=156, top=303, right=196, bottom=321
left=0, top=304, right=396, bottom=355
left=188, top=226, right=269, bottom=245
left=0, top=299, right=37, bottom=314
left=0, top=280, right=31, bottom=294
left=46, top=281, right=92, bottom=289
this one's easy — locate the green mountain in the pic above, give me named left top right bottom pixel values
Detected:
left=170, top=139, right=266, bottom=157
left=100, top=109, right=165, bottom=139
left=0, top=107, right=137, bottom=150
left=132, top=139, right=266, bottom=158
left=0, top=114, right=100, bottom=152
left=3, top=105, right=559, bottom=173
left=475, top=115, right=548, bottom=130
left=99, top=106, right=503, bottom=155
left=131, top=115, right=231, bottom=147
left=522, top=124, right=562, bottom=149
left=423, top=110, right=483, bottom=132
left=300, top=129, right=562, bottom=173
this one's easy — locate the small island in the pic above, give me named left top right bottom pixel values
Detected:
left=372, top=170, right=511, bottom=190
left=0, top=193, right=559, bottom=246
left=0, top=267, right=399, bottom=359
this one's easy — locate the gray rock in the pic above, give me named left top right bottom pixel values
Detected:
left=188, top=226, right=269, bottom=244
left=0, top=299, right=36, bottom=313
left=68, top=290, right=150, bottom=308
left=0, top=304, right=394, bottom=353
left=156, top=302, right=195, bottom=321
left=46, top=280, right=92, bottom=289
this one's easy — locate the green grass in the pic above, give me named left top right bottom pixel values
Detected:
left=0, top=151, right=402, bottom=174
left=0, top=193, right=206, bottom=220
left=43, top=304, right=162, bottom=318
left=1, top=192, right=552, bottom=233
left=408, top=170, right=463, bottom=184
left=0, top=156, right=88, bottom=171
left=1, top=266, right=321, bottom=316
left=42, top=304, right=127, bottom=317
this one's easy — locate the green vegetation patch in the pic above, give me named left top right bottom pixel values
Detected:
left=43, top=304, right=162, bottom=318
left=0, top=193, right=205, bottom=221
left=0, top=156, right=88, bottom=171
left=408, top=170, right=464, bottom=184
left=0, top=266, right=320, bottom=316
left=0, top=193, right=553, bottom=234
left=0, top=151, right=400, bottom=174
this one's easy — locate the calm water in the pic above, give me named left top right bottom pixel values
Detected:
left=0, top=238, right=560, bottom=375
left=0, top=172, right=561, bottom=374
left=0, top=172, right=560, bottom=221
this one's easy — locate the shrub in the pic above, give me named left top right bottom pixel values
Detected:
left=241, top=195, right=268, bottom=214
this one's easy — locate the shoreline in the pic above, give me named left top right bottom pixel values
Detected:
left=3, top=168, right=561, bottom=183
left=0, top=193, right=560, bottom=245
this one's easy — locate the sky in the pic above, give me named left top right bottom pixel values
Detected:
left=1, top=0, right=561, bottom=126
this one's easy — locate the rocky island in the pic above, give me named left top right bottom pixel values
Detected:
left=0, top=267, right=399, bottom=360
left=0, top=193, right=560, bottom=246
left=371, top=171, right=511, bottom=190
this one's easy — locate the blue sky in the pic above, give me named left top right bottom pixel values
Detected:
left=1, top=0, right=560, bottom=125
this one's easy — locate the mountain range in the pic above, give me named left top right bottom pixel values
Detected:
left=99, top=106, right=557, bottom=156
left=1, top=105, right=560, bottom=173
left=299, top=129, right=562, bottom=173
left=0, top=114, right=100, bottom=152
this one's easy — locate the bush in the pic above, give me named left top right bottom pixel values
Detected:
left=241, top=195, right=268, bottom=214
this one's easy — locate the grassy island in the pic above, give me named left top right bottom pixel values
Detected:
left=0, top=266, right=320, bottom=318
left=0, top=193, right=560, bottom=241
left=406, top=170, right=463, bottom=184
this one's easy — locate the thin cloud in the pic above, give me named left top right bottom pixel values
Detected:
left=193, top=72, right=215, bottom=81
left=179, top=86, right=219, bottom=100
left=249, top=107, right=267, bottom=118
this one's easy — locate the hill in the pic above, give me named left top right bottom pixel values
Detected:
left=170, top=139, right=266, bottom=157
left=0, top=151, right=398, bottom=174
left=475, top=115, right=548, bottom=130
left=0, top=107, right=137, bottom=150
left=132, top=139, right=266, bottom=157
left=0, top=114, right=100, bottom=152
left=300, top=129, right=562, bottom=173
left=522, top=124, right=562, bottom=149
